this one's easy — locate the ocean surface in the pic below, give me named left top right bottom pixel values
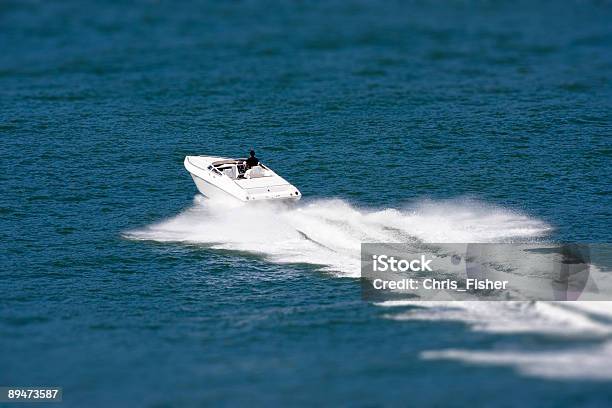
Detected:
left=1, top=0, right=612, bottom=406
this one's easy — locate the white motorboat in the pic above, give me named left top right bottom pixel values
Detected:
left=184, top=155, right=301, bottom=202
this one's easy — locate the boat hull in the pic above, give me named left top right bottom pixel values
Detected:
left=190, top=174, right=240, bottom=201
left=185, top=155, right=301, bottom=203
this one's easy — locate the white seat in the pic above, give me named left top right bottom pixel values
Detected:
left=246, top=166, right=265, bottom=179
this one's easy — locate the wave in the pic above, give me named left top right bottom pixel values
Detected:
left=379, top=300, right=612, bottom=337
left=124, top=196, right=551, bottom=277
left=421, top=340, right=612, bottom=381
left=125, top=196, right=612, bottom=381
left=380, top=300, right=612, bottom=380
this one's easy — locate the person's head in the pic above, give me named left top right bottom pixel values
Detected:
left=250, top=150, right=255, bottom=157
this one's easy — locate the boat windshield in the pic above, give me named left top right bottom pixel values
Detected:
left=212, top=159, right=270, bottom=180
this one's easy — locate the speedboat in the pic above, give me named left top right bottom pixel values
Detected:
left=184, top=155, right=301, bottom=202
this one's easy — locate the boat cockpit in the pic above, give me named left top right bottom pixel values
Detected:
left=207, top=159, right=271, bottom=180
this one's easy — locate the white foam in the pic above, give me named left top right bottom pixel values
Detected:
left=124, top=197, right=550, bottom=277
left=421, top=341, right=612, bottom=380
left=384, top=300, right=612, bottom=380
left=125, top=197, right=612, bottom=380
left=382, top=301, right=612, bottom=336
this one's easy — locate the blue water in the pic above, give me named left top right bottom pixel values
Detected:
left=2, top=0, right=612, bottom=406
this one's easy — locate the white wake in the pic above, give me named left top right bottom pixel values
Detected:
left=124, top=196, right=550, bottom=277
left=125, top=196, right=612, bottom=381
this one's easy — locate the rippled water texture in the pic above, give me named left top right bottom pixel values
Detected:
left=1, top=0, right=611, bottom=406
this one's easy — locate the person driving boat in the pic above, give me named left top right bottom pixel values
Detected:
left=246, top=150, right=259, bottom=169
